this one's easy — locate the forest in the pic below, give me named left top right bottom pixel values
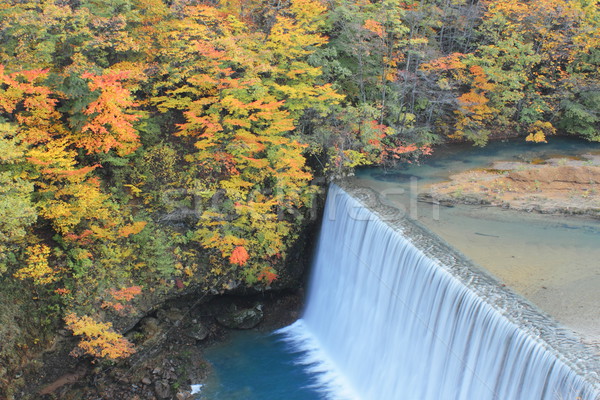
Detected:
left=0, top=0, right=598, bottom=395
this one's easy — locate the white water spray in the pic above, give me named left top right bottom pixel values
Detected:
left=279, top=184, right=599, bottom=400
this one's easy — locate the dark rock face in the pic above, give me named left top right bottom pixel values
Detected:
left=216, top=304, right=264, bottom=329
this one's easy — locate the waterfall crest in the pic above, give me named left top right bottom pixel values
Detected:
left=279, top=184, right=600, bottom=400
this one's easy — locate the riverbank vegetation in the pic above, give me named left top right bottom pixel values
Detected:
left=0, top=0, right=598, bottom=396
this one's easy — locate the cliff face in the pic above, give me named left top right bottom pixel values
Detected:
left=11, top=197, right=323, bottom=400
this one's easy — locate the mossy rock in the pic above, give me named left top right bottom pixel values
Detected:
left=216, top=304, right=263, bottom=329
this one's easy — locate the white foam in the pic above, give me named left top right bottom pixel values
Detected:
left=190, top=384, right=203, bottom=394
left=276, top=320, right=361, bottom=400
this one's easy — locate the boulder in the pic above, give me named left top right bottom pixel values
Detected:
left=216, top=304, right=263, bottom=329
left=156, top=307, right=185, bottom=324
left=176, top=392, right=194, bottom=400
left=140, top=317, right=163, bottom=344
left=154, top=379, right=171, bottom=399
left=184, top=322, right=209, bottom=341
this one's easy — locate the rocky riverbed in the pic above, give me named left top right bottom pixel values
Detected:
left=419, top=153, right=600, bottom=218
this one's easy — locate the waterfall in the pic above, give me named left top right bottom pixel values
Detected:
left=279, top=184, right=600, bottom=400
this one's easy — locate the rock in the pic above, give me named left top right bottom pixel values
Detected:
left=216, top=304, right=264, bottom=329
left=422, top=161, right=600, bottom=219
left=154, top=379, right=171, bottom=399
left=141, top=377, right=152, bottom=385
left=176, top=392, right=193, bottom=400
left=140, top=317, right=163, bottom=343
left=185, top=322, right=209, bottom=341
left=157, top=307, right=185, bottom=324
left=165, top=369, right=177, bottom=381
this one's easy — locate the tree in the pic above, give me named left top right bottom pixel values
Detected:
left=75, top=71, right=141, bottom=155
left=64, top=313, right=135, bottom=360
left=422, top=0, right=600, bottom=143
left=0, top=124, right=36, bottom=272
left=152, top=2, right=333, bottom=285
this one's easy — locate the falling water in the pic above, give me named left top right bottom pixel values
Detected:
left=279, top=184, right=600, bottom=400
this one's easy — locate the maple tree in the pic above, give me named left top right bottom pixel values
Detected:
left=76, top=71, right=141, bottom=155
left=101, top=285, right=143, bottom=314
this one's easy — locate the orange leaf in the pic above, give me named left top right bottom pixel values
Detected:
left=229, top=246, right=249, bottom=266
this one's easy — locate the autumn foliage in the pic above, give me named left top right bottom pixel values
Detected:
left=101, top=286, right=143, bottom=314
left=13, top=244, right=57, bottom=285
left=78, top=71, right=140, bottom=155
left=0, top=0, right=596, bottom=379
left=64, top=313, right=135, bottom=359
left=229, top=246, right=250, bottom=267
